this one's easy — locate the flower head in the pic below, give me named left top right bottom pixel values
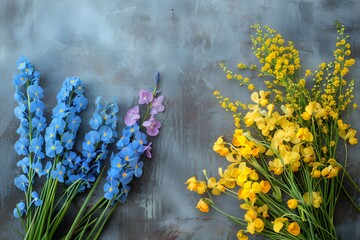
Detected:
left=196, top=199, right=209, bottom=213
left=143, top=117, right=161, bottom=136
left=138, top=90, right=154, bottom=104
left=124, top=105, right=140, bottom=126
left=287, top=222, right=301, bottom=236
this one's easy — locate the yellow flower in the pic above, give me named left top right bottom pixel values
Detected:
left=303, top=191, right=322, bottom=208
left=257, top=204, right=269, bottom=218
left=268, top=158, right=284, bottom=175
left=185, top=177, right=207, bottom=194
left=296, top=128, right=314, bottom=142
left=287, top=222, right=301, bottom=236
left=301, top=111, right=311, bottom=120
left=287, top=199, right=298, bottom=209
left=207, top=177, right=225, bottom=195
left=253, top=218, right=265, bottom=233
left=213, top=136, right=230, bottom=156
left=196, top=199, right=209, bottom=213
left=273, top=217, right=288, bottom=233
left=260, top=180, right=271, bottom=193
left=244, top=209, right=258, bottom=221
left=185, top=177, right=198, bottom=191
left=349, top=137, right=358, bottom=145
left=237, top=230, right=248, bottom=240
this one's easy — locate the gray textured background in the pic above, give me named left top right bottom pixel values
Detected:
left=1, top=0, right=360, bottom=239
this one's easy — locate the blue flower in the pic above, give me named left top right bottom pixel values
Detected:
left=16, top=56, right=29, bottom=69
left=82, top=131, right=100, bottom=152
left=45, top=126, right=56, bottom=142
left=51, top=163, right=66, bottom=182
left=134, top=161, right=144, bottom=178
left=17, top=157, right=30, bottom=174
left=117, top=184, right=131, bottom=203
left=31, top=161, right=43, bottom=177
left=135, top=132, right=147, bottom=145
left=56, top=88, right=70, bottom=102
left=14, top=88, right=25, bottom=102
left=32, top=116, right=47, bottom=132
left=13, top=201, right=26, bottom=218
left=119, top=147, right=139, bottom=167
left=89, top=112, right=102, bottom=130
left=50, top=117, right=66, bottom=135
left=116, top=136, right=130, bottom=149
left=31, top=191, right=43, bottom=206
left=14, top=103, right=26, bottom=119
left=14, top=137, right=29, bottom=156
left=16, top=119, right=29, bottom=137
left=42, top=161, right=52, bottom=176
left=46, top=140, right=63, bottom=158
left=63, top=151, right=76, bottom=168
left=52, top=102, right=68, bottom=118
left=122, top=124, right=139, bottom=138
left=99, top=126, right=113, bottom=142
left=29, top=136, right=44, bottom=155
left=67, top=114, right=81, bottom=132
left=110, top=154, right=126, bottom=171
left=107, top=167, right=120, bottom=180
left=62, top=131, right=75, bottom=150
left=119, top=168, right=134, bottom=185
left=14, top=174, right=29, bottom=192
left=27, top=85, right=44, bottom=99
left=73, top=95, right=88, bottom=112
left=103, top=181, right=119, bottom=200
left=29, top=100, right=45, bottom=117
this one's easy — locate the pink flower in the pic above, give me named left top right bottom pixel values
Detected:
left=124, top=105, right=140, bottom=126
left=144, top=142, right=152, bottom=158
left=138, top=90, right=153, bottom=105
left=143, top=117, right=161, bottom=136
left=150, top=96, right=164, bottom=115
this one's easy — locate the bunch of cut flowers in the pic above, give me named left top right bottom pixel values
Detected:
left=12, top=56, right=164, bottom=240
left=186, top=22, right=360, bottom=240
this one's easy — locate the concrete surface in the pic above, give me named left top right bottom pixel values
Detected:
left=0, top=0, right=360, bottom=239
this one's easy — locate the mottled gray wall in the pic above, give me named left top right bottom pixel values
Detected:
left=1, top=0, right=360, bottom=239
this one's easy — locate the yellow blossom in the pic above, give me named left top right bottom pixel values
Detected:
left=287, top=222, right=301, bottom=236
left=260, top=180, right=271, bottom=193
left=296, top=128, right=314, bottom=141
left=207, top=177, right=225, bottom=195
left=303, top=191, right=322, bottom=208
left=237, top=230, right=248, bottom=240
left=196, top=199, right=209, bottom=213
left=213, top=136, right=230, bottom=156
left=273, top=217, right=288, bottom=233
left=287, top=199, right=298, bottom=209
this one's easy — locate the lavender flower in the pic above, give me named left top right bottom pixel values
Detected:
left=124, top=105, right=140, bottom=126
left=138, top=90, right=153, bottom=104
left=143, top=117, right=161, bottom=136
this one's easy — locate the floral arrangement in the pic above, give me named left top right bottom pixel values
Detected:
left=186, top=22, right=359, bottom=239
left=12, top=56, right=164, bottom=239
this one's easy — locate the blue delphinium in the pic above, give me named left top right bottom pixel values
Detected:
left=13, top=56, right=46, bottom=216
left=45, top=77, right=88, bottom=161
left=64, top=97, right=118, bottom=191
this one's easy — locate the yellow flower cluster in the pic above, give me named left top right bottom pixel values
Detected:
left=187, top=22, right=359, bottom=240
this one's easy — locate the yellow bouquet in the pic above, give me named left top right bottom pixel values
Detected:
left=186, top=22, right=359, bottom=240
